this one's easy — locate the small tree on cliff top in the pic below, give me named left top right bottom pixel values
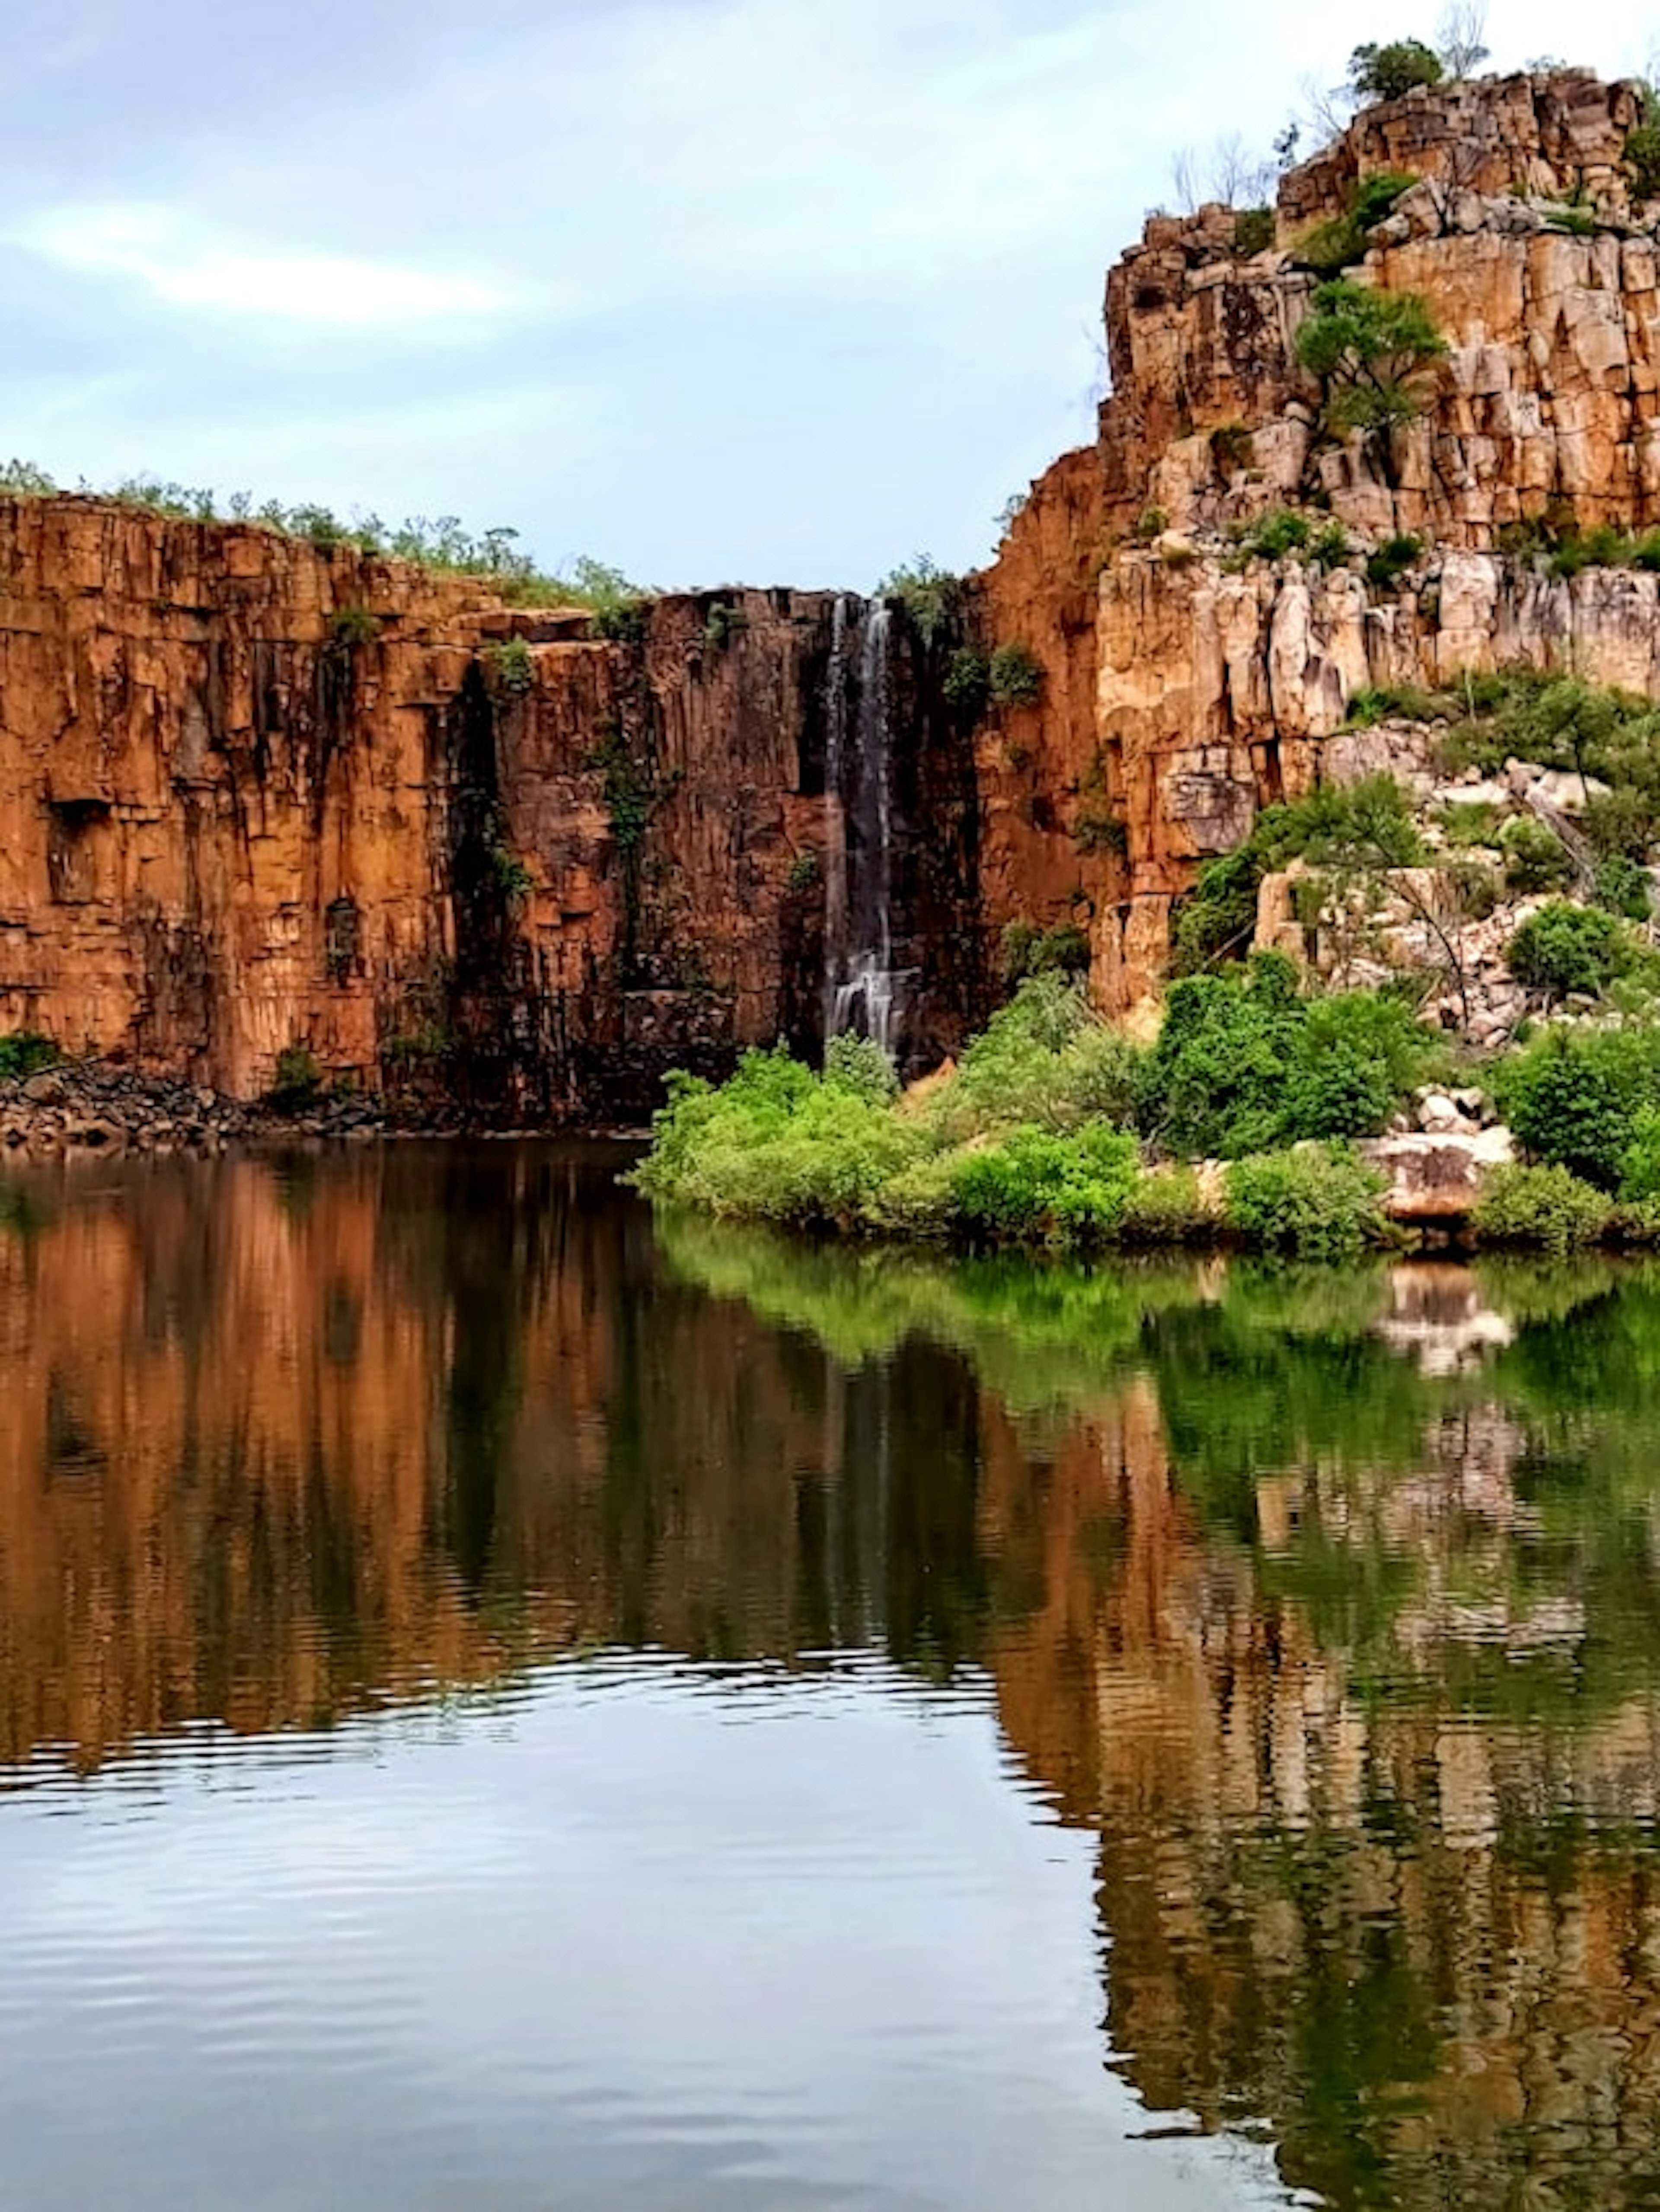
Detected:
left=1296, top=279, right=1447, bottom=444
left=1348, top=40, right=1445, bottom=105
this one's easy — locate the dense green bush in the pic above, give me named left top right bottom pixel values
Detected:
left=824, top=1032, right=899, bottom=1105
left=1172, top=775, right=1422, bottom=973
left=1627, top=121, right=1660, bottom=200
left=1497, top=1024, right=1660, bottom=1189
left=1224, top=1145, right=1388, bottom=1259
left=1348, top=39, right=1443, bottom=104
left=926, top=975, right=1143, bottom=1142
left=1140, top=951, right=1430, bottom=1158
left=1507, top=902, right=1628, bottom=1000
left=485, top=637, right=536, bottom=694
left=1593, top=854, right=1653, bottom=921
left=266, top=1045, right=325, bottom=1113
left=942, top=649, right=991, bottom=715
left=999, top=920, right=1091, bottom=984
left=1365, top=533, right=1423, bottom=591
left=1472, top=1163, right=1611, bottom=1253
left=878, top=556, right=958, bottom=646
left=1234, top=206, right=1275, bottom=256
left=950, top=1122, right=1140, bottom=1249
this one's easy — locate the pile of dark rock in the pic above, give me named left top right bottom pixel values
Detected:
left=0, top=1062, right=406, bottom=1158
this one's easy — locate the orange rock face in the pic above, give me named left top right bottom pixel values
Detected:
left=5, top=70, right=1660, bottom=1076
left=0, top=510, right=966, bottom=1108
left=972, top=67, right=1660, bottom=1009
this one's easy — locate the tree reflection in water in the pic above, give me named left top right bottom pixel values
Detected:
left=2, top=1147, right=1659, bottom=2207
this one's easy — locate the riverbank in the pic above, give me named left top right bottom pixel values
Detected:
left=633, top=969, right=1660, bottom=1259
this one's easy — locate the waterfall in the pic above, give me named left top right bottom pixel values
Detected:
left=823, top=599, right=907, bottom=1060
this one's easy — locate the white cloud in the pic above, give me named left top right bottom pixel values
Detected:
left=10, top=203, right=528, bottom=332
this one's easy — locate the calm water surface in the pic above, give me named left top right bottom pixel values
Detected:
left=2, top=1144, right=1660, bottom=2210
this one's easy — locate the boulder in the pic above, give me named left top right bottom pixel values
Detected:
left=1361, top=1126, right=1517, bottom=1224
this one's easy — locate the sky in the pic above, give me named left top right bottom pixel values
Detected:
left=0, top=1, right=1651, bottom=591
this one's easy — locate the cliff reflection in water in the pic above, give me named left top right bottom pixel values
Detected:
left=4, top=1151, right=1660, bottom=2206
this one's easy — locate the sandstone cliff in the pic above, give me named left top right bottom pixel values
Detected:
left=0, top=505, right=982, bottom=1108
left=975, top=66, right=1660, bottom=1010
left=3, top=66, right=1659, bottom=1098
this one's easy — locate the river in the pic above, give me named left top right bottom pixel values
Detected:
left=0, top=1141, right=1656, bottom=2209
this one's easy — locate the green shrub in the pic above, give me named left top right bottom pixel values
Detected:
left=999, top=920, right=1091, bottom=984
left=1117, top=1165, right=1214, bottom=1245
left=1295, top=171, right=1420, bottom=277
left=1593, top=854, right=1653, bottom=921
left=926, top=976, right=1144, bottom=1143
left=1242, top=509, right=1311, bottom=561
left=1472, top=1163, right=1610, bottom=1253
left=1171, top=774, right=1423, bottom=973
left=1626, top=121, right=1660, bottom=199
left=1348, top=40, right=1443, bottom=104
left=1584, top=786, right=1660, bottom=862
left=949, top=1122, right=1141, bottom=1249
left=703, top=601, right=745, bottom=650
left=1234, top=207, right=1275, bottom=256
left=824, top=1031, right=899, bottom=1104
left=1507, top=902, right=1627, bottom=999
left=266, top=1045, right=324, bottom=1113
left=1366, top=533, right=1422, bottom=591
left=785, top=849, right=821, bottom=896
left=592, top=596, right=651, bottom=644
left=485, top=637, right=536, bottom=694
left=1501, top=815, right=1574, bottom=895
left=878, top=556, right=957, bottom=646
left=1224, top=1144, right=1387, bottom=1259
left=1310, top=522, right=1352, bottom=567
left=1135, top=506, right=1169, bottom=542
left=1620, top=1103, right=1660, bottom=1201
left=331, top=604, right=380, bottom=647
left=1498, top=1024, right=1660, bottom=1189
left=989, top=644, right=1044, bottom=708
left=0, top=1031, right=58, bottom=1082
left=488, top=845, right=534, bottom=902
left=942, top=649, right=991, bottom=715
left=1140, top=952, right=1429, bottom=1159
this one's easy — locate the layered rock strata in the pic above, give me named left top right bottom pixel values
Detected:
left=975, top=67, right=1660, bottom=1009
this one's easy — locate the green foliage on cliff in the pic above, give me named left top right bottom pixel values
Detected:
left=0, top=1032, right=59, bottom=1082
left=1172, top=775, right=1422, bottom=973
left=1626, top=120, right=1660, bottom=199
left=877, top=556, right=958, bottom=647
left=1141, top=951, right=1430, bottom=1158
left=0, top=459, right=645, bottom=614
left=1296, top=279, right=1447, bottom=436
left=1347, top=39, right=1443, bottom=104
left=1507, top=902, right=1630, bottom=1001
left=1295, top=171, right=1419, bottom=277
left=988, top=644, right=1045, bottom=708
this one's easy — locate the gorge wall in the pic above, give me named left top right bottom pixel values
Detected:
left=0, top=506, right=982, bottom=1112
left=3, top=65, right=1660, bottom=1106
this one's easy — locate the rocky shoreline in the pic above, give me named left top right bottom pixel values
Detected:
left=0, top=1063, right=485, bottom=1159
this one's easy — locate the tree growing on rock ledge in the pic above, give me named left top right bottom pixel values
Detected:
left=1296, top=280, right=1447, bottom=478
left=1348, top=39, right=1445, bottom=105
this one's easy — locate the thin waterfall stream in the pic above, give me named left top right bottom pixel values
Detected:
left=823, top=597, right=908, bottom=1060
